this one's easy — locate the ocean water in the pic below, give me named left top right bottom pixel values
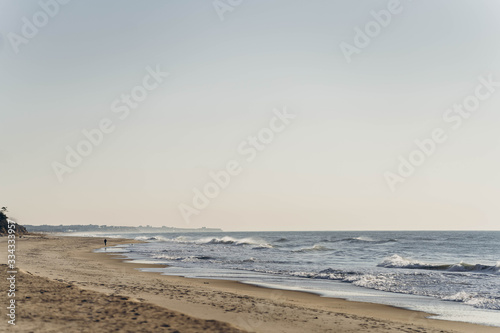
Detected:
left=89, top=231, right=500, bottom=327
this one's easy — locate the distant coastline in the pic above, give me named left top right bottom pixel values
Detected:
left=23, top=224, right=223, bottom=233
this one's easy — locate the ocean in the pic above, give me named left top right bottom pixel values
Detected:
left=88, top=231, right=500, bottom=327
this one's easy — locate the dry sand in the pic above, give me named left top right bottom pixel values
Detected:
left=1, top=234, right=499, bottom=333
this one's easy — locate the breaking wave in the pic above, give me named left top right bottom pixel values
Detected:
left=293, top=244, right=332, bottom=253
left=140, top=235, right=274, bottom=249
left=135, top=235, right=169, bottom=241
left=378, top=255, right=500, bottom=275
left=327, top=236, right=398, bottom=244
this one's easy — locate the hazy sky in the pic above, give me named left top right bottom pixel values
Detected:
left=1, top=0, right=500, bottom=231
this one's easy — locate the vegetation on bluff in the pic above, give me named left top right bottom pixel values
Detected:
left=0, top=207, right=28, bottom=235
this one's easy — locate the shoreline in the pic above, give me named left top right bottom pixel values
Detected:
left=102, top=236, right=500, bottom=329
left=2, top=234, right=499, bottom=332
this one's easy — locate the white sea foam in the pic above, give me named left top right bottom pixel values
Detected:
left=444, top=292, right=500, bottom=310
left=378, top=254, right=431, bottom=269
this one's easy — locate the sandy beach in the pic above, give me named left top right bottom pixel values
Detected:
left=1, top=235, right=499, bottom=333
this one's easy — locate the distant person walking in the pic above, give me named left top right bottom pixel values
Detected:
left=104, top=239, right=107, bottom=246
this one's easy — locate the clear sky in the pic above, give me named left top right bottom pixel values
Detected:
left=1, top=0, right=500, bottom=231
